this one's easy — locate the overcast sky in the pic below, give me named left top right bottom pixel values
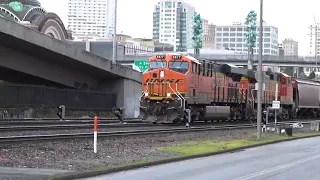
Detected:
left=40, top=0, right=320, bottom=56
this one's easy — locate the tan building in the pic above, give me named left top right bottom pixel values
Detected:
left=202, top=18, right=215, bottom=49
left=202, top=18, right=209, bottom=35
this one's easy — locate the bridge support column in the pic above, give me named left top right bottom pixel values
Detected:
left=98, top=79, right=141, bottom=118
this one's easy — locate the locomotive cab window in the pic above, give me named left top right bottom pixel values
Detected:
left=149, top=61, right=167, bottom=70
left=169, top=61, right=189, bottom=74
left=192, top=62, right=197, bottom=73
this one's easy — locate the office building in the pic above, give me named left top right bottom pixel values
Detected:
left=153, top=0, right=195, bottom=51
left=215, top=21, right=279, bottom=55
left=67, top=0, right=115, bottom=38
left=282, top=38, right=298, bottom=56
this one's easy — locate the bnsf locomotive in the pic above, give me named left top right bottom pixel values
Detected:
left=138, top=52, right=320, bottom=124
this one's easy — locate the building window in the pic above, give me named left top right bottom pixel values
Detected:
left=237, top=27, right=243, bottom=31
left=264, top=27, right=270, bottom=32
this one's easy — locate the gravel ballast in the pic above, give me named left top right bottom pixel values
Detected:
left=0, top=128, right=257, bottom=171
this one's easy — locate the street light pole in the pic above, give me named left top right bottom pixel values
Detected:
left=257, top=0, right=263, bottom=139
left=112, top=0, right=118, bottom=65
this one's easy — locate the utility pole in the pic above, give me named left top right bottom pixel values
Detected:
left=257, top=0, right=263, bottom=139
left=245, top=10, right=257, bottom=70
left=112, top=0, right=118, bottom=65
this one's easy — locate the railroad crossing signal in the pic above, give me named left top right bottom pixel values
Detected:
left=134, top=60, right=148, bottom=73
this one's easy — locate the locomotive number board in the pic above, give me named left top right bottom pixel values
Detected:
left=172, top=55, right=182, bottom=59
left=156, top=55, right=165, bottom=59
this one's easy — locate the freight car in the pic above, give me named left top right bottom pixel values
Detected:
left=138, top=52, right=301, bottom=124
left=291, top=79, right=320, bottom=118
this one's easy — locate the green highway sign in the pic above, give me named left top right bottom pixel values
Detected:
left=134, top=59, right=148, bottom=73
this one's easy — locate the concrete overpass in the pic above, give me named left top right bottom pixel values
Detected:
left=0, top=17, right=142, bottom=117
left=116, top=54, right=320, bottom=68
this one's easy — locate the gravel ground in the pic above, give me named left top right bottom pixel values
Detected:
left=0, top=128, right=257, bottom=171
left=0, top=126, right=315, bottom=172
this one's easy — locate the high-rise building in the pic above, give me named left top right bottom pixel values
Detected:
left=308, top=24, right=320, bottom=56
left=153, top=0, right=195, bottom=51
left=215, top=21, right=279, bottom=55
left=281, top=38, right=298, bottom=56
left=67, top=0, right=115, bottom=39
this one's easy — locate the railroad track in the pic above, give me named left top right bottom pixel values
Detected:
left=0, top=119, right=142, bottom=126
left=0, top=119, right=315, bottom=132
left=0, top=117, right=138, bottom=121
left=0, top=123, right=156, bottom=132
left=0, top=124, right=257, bottom=144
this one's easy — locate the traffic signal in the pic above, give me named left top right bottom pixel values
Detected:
left=245, top=10, right=257, bottom=48
left=192, top=12, right=203, bottom=50
left=57, top=105, right=65, bottom=120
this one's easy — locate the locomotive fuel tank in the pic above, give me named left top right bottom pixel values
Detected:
left=296, top=80, right=320, bottom=108
left=201, top=106, right=230, bottom=120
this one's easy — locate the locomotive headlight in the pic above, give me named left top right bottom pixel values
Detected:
left=166, top=93, right=171, bottom=97
left=160, top=71, right=164, bottom=78
left=145, top=92, right=149, bottom=97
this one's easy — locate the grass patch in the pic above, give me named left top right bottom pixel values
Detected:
left=158, top=132, right=320, bottom=156
left=90, top=159, right=151, bottom=172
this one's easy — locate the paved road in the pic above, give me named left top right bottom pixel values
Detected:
left=82, top=136, right=320, bottom=180
left=0, top=167, right=72, bottom=180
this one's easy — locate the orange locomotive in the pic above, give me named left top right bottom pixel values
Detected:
left=139, top=52, right=295, bottom=124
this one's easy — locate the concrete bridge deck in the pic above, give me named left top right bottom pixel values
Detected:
left=0, top=17, right=141, bottom=118
left=0, top=17, right=141, bottom=85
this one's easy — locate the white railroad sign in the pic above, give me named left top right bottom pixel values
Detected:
left=272, top=101, right=280, bottom=109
